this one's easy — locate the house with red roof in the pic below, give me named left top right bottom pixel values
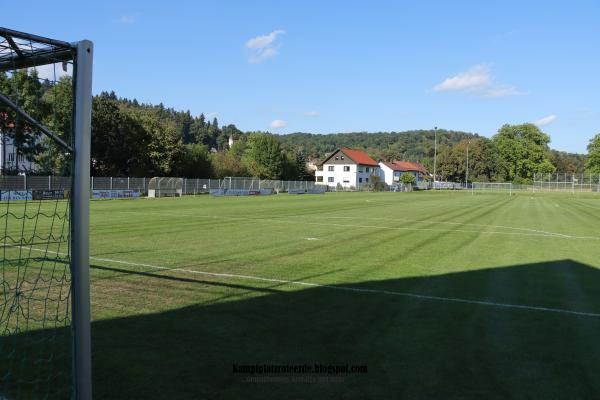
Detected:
left=379, top=160, right=430, bottom=186
left=315, top=147, right=380, bottom=189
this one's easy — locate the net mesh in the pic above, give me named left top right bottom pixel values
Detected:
left=472, top=182, right=513, bottom=195
left=0, top=29, right=74, bottom=399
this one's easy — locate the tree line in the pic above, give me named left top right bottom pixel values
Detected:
left=1, top=69, right=599, bottom=183
left=278, top=128, right=592, bottom=184
left=0, top=72, right=311, bottom=180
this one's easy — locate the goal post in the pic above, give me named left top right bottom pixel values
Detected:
left=0, top=28, right=93, bottom=399
left=71, top=39, right=94, bottom=400
left=471, top=182, right=513, bottom=196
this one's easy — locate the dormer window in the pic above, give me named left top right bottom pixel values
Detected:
left=341, top=156, right=344, bottom=160
left=335, top=156, right=339, bottom=160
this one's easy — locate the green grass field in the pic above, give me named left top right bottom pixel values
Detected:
left=4, top=190, right=600, bottom=399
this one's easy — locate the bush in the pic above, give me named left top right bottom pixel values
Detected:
left=400, top=173, right=416, bottom=185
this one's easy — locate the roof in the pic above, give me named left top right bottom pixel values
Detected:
left=380, top=160, right=429, bottom=174
left=0, top=112, right=15, bottom=129
left=322, top=147, right=378, bottom=166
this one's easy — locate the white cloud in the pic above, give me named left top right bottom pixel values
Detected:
left=434, top=64, right=491, bottom=92
left=304, top=111, right=320, bottom=117
left=270, top=119, right=287, bottom=129
left=433, top=64, right=526, bottom=98
left=117, top=15, right=137, bottom=24
left=534, top=114, right=557, bottom=127
left=245, top=30, right=285, bottom=64
left=483, top=86, right=527, bottom=98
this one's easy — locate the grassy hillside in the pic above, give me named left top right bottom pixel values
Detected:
left=276, top=129, right=476, bottom=163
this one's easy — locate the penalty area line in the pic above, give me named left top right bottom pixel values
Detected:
left=6, top=244, right=600, bottom=319
left=90, top=254, right=600, bottom=319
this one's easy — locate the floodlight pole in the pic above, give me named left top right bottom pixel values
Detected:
left=465, top=140, right=469, bottom=188
left=71, top=40, right=93, bottom=400
left=433, top=127, right=437, bottom=189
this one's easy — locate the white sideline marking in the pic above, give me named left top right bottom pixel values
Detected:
left=9, top=245, right=599, bottom=319
left=89, top=256, right=600, bottom=319
left=304, top=237, right=320, bottom=241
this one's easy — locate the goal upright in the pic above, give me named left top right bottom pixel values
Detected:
left=0, top=28, right=93, bottom=399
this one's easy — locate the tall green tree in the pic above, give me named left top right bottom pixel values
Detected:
left=3, top=70, right=46, bottom=170
left=243, top=133, right=283, bottom=179
left=38, top=76, right=75, bottom=174
left=280, top=151, right=298, bottom=180
left=295, top=151, right=311, bottom=181
left=437, top=138, right=499, bottom=182
left=492, top=123, right=555, bottom=183
left=88, top=93, right=153, bottom=176
left=585, top=133, right=600, bottom=174
left=211, top=151, right=248, bottom=178
left=176, top=143, right=213, bottom=178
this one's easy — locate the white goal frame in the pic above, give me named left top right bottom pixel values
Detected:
left=471, top=182, right=513, bottom=196
left=0, top=27, right=93, bottom=399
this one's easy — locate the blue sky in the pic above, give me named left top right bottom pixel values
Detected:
left=4, top=1, right=599, bottom=153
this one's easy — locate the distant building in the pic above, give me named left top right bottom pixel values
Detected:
left=315, top=147, right=380, bottom=188
left=228, top=135, right=235, bottom=148
left=0, top=122, right=40, bottom=174
left=379, top=160, right=430, bottom=186
left=306, top=158, right=321, bottom=172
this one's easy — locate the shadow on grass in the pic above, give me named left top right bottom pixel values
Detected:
left=3, top=259, right=600, bottom=399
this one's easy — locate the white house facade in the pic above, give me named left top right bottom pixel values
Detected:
left=315, top=148, right=380, bottom=189
left=0, top=132, right=39, bottom=174
left=378, top=161, right=429, bottom=186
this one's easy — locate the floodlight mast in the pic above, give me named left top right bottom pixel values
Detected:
left=465, top=140, right=470, bottom=187
left=433, top=126, right=437, bottom=188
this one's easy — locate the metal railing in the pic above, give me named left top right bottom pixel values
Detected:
left=5, top=175, right=596, bottom=195
left=0, top=176, right=321, bottom=195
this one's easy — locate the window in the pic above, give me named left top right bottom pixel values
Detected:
left=335, top=156, right=339, bottom=160
left=316, top=176, right=323, bottom=182
left=340, top=156, right=344, bottom=160
left=359, top=177, right=363, bottom=183
left=328, top=177, right=334, bottom=183
left=343, top=180, right=349, bottom=184
left=328, top=166, right=334, bottom=171
left=358, top=168, right=364, bottom=173
left=17, top=154, right=23, bottom=163
left=366, top=167, right=371, bottom=173
left=343, top=166, right=350, bottom=172
left=8, top=153, right=14, bottom=162
left=366, top=177, right=369, bottom=183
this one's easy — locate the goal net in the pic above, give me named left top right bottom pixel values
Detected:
left=534, top=173, right=600, bottom=193
left=0, top=28, right=92, bottom=399
left=471, top=182, right=513, bottom=195
left=148, top=177, right=184, bottom=197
